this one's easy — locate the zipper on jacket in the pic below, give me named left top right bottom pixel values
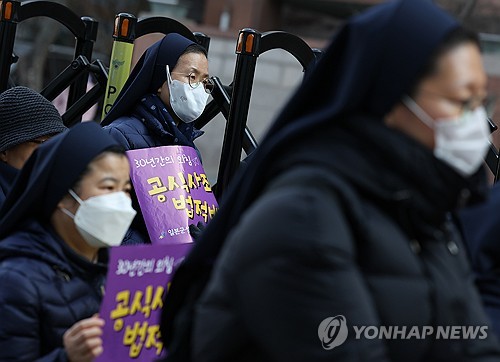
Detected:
left=52, top=265, right=71, bottom=281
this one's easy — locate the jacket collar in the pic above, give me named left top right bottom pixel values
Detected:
left=0, top=220, right=107, bottom=277
left=283, top=114, right=488, bottom=227
left=132, top=94, right=204, bottom=147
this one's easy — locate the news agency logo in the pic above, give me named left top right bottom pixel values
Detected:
left=318, top=315, right=489, bottom=350
left=317, top=315, right=349, bottom=350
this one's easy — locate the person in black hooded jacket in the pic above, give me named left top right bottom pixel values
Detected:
left=0, top=122, right=136, bottom=362
left=161, top=1, right=500, bottom=361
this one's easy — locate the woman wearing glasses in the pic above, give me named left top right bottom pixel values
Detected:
left=102, top=33, right=212, bottom=245
left=102, top=33, right=212, bottom=151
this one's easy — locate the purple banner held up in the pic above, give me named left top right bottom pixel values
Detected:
left=127, top=145, right=218, bottom=244
left=96, top=243, right=192, bottom=362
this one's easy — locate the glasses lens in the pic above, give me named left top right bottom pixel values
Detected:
left=203, top=78, right=215, bottom=94
left=188, top=73, right=201, bottom=89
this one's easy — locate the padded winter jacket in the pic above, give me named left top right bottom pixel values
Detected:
left=0, top=221, right=107, bottom=362
left=103, top=103, right=203, bottom=245
left=102, top=114, right=203, bottom=153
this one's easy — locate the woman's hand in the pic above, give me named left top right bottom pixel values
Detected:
left=63, top=315, right=105, bottom=362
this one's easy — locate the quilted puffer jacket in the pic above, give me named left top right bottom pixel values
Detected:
left=0, top=220, right=107, bottom=362
left=102, top=101, right=203, bottom=245
left=102, top=114, right=203, bottom=152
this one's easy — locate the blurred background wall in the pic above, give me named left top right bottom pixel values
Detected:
left=9, top=0, right=500, bottom=181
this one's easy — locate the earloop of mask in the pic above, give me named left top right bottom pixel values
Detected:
left=402, top=95, right=435, bottom=129
left=60, top=189, right=82, bottom=220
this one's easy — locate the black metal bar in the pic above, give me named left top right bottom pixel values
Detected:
left=259, top=31, right=316, bottom=71
left=67, top=16, right=98, bottom=122
left=212, top=79, right=232, bottom=118
left=242, top=127, right=258, bottom=155
left=195, top=77, right=258, bottom=156
left=17, top=0, right=85, bottom=37
left=40, top=55, right=90, bottom=101
left=41, top=56, right=108, bottom=126
left=0, top=0, right=20, bottom=93
left=193, top=31, right=210, bottom=52
left=308, top=48, right=324, bottom=77
left=213, top=82, right=258, bottom=154
left=215, top=28, right=261, bottom=199
left=16, top=1, right=96, bottom=110
left=194, top=100, right=223, bottom=128
left=62, top=58, right=108, bottom=126
left=135, top=17, right=196, bottom=40
left=62, top=82, right=104, bottom=126
left=486, top=117, right=500, bottom=182
left=488, top=117, right=498, bottom=133
left=195, top=77, right=231, bottom=130
left=219, top=30, right=316, bottom=159
left=485, top=143, right=500, bottom=182
left=91, top=58, right=109, bottom=84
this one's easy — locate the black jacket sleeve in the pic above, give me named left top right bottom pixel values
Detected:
left=0, top=268, right=68, bottom=362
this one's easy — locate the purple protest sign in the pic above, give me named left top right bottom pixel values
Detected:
left=126, top=145, right=218, bottom=244
left=96, top=243, right=192, bottom=362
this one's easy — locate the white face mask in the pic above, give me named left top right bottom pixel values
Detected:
left=402, top=96, right=491, bottom=177
left=166, top=65, right=209, bottom=123
left=62, top=190, right=137, bottom=248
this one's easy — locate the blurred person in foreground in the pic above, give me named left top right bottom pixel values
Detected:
left=0, top=86, right=67, bottom=206
left=0, top=122, right=136, bottom=361
left=161, top=0, right=500, bottom=361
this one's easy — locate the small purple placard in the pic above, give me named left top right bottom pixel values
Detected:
left=96, top=243, right=192, bottom=361
left=127, top=145, right=218, bottom=244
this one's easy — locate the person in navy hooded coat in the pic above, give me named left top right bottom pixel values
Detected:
left=101, top=33, right=212, bottom=245
left=161, top=1, right=500, bottom=361
left=0, top=122, right=135, bottom=362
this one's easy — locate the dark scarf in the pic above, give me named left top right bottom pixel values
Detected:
left=276, top=116, right=488, bottom=237
left=132, top=94, right=203, bottom=149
